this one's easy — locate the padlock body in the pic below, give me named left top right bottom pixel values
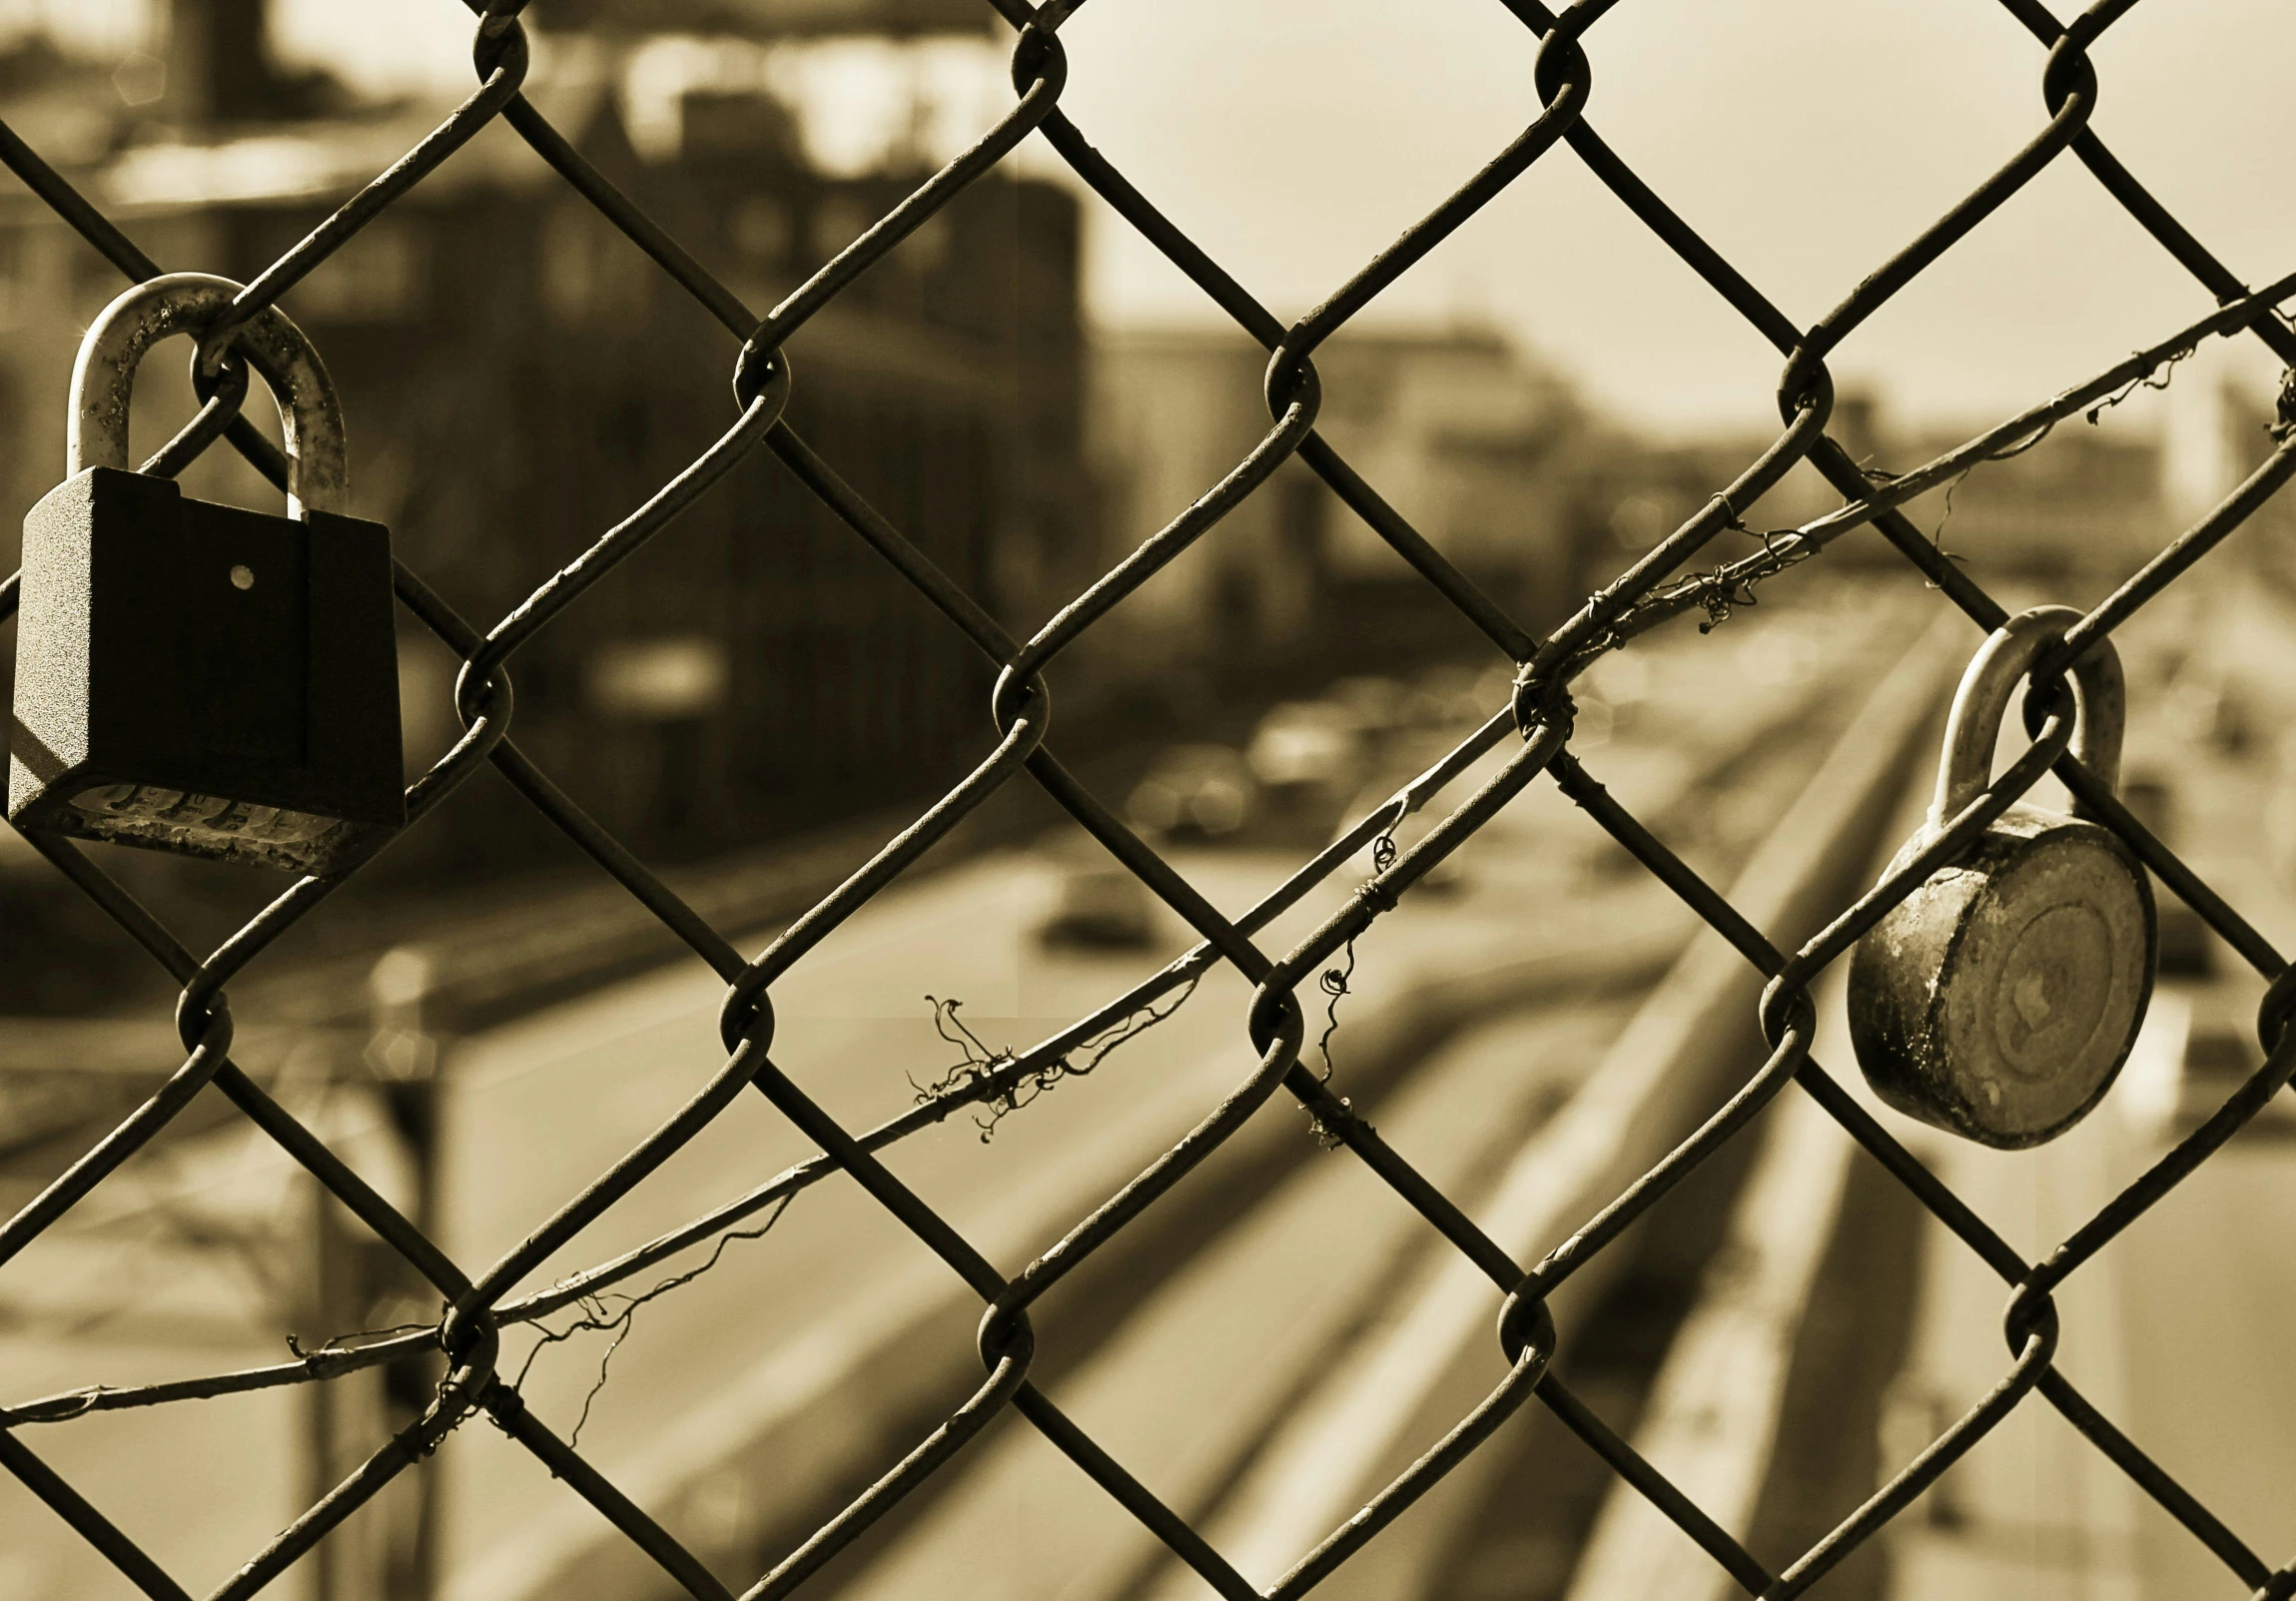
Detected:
left=1849, top=806, right=2156, bottom=1149
left=7, top=466, right=403, bottom=874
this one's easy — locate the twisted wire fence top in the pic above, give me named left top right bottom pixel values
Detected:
left=1, top=2, right=2293, bottom=1599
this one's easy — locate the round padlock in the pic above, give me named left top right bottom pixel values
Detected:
left=1847, top=606, right=2156, bottom=1149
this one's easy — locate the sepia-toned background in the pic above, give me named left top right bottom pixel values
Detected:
left=1, top=3, right=2292, bottom=1600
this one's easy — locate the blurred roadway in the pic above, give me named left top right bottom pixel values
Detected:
left=0, top=582, right=1923, bottom=1601
left=438, top=601, right=1876, bottom=1601
left=812, top=593, right=1931, bottom=1601
left=1876, top=571, right=2296, bottom=1600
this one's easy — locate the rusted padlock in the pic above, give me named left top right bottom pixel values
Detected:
left=1848, top=606, right=2156, bottom=1149
left=7, top=274, right=402, bottom=874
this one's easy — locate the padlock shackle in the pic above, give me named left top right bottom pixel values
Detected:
left=68, top=273, right=348, bottom=519
left=1931, top=605, right=2124, bottom=830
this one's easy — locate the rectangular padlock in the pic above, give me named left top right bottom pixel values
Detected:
left=7, top=274, right=404, bottom=876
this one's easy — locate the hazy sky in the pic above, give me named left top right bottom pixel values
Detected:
left=1038, top=0, right=2293, bottom=430
left=24, top=0, right=2291, bottom=431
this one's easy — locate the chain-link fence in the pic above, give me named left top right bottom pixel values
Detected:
left=3, top=0, right=2295, bottom=1597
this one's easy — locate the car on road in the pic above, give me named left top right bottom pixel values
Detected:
left=1125, top=744, right=1257, bottom=842
left=1036, top=862, right=1158, bottom=950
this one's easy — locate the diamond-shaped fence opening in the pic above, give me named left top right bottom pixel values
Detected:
left=1, top=2, right=2294, bottom=1599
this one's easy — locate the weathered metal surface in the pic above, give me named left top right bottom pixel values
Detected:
left=7, top=273, right=400, bottom=873
left=1850, top=607, right=2156, bottom=1148
left=68, top=273, right=351, bottom=517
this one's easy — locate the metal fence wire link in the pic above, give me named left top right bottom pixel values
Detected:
left=0, top=0, right=2293, bottom=1597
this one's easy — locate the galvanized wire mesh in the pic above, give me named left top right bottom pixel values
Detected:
left=3, top=1, right=2295, bottom=1597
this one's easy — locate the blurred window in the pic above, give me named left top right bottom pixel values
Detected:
left=587, top=636, right=730, bottom=722
left=541, top=201, right=650, bottom=329
left=1279, top=473, right=1326, bottom=560
left=730, top=194, right=793, bottom=269
left=71, top=240, right=124, bottom=318
left=810, top=195, right=879, bottom=264
left=900, top=210, right=953, bottom=273
left=289, top=216, right=428, bottom=323
left=0, top=228, right=30, bottom=329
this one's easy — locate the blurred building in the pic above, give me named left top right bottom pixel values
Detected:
left=1586, top=387, right=2173, bottom=601
left=2210, top=370, right=2296, bottom=601
left=538, top=0, right=995, bottom=33
left=1900, top=418, right=2165, bottom=583
left=0, top=0, right=1085, bottom=885
left=1086, top=323, right=1595, bottom=700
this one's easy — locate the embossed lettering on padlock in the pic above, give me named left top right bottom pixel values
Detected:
left=6, top=273, right=402, bottom=874
left=1848, top=606, right=2156, bottom=1150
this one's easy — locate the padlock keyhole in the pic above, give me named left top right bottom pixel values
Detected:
left=229, top=563, right=255, bottom=591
